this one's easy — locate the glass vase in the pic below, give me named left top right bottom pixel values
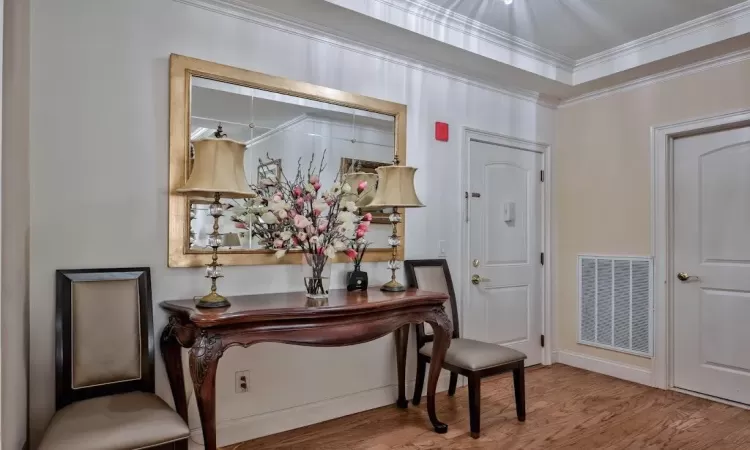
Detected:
left=302, top=253, right=331, bottom=303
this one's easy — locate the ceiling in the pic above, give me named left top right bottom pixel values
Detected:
left=424, top=0, right=745, bottom=60
left=214, top=0, right=750, bottom=102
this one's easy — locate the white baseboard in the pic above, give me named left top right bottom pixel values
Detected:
left=188, top=376, right=452, bottom=449
left=555, top=350, right=653, bottom=386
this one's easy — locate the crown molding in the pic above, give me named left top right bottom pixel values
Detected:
left=561, top=47, right=750, bottom=107
left=174, top=0, right=557, bottom=107
left=577, top=1, right=750, bottom=69
left=374, top=0, right=575, bottom=71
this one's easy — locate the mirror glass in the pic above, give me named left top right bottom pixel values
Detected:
left=187, top=77, right=395, bottom=252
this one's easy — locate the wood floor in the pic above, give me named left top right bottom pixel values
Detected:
left=226, top=364, right=750, bottom=449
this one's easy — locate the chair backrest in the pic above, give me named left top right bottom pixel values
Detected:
left=55, top=267, right=154, bottom=410
left=404, top=259, right=460, bottom=348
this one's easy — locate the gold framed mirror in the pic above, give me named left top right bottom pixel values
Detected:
left=168, top=54, right=407, bottom=267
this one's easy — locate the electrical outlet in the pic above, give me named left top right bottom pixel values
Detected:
left=438, top=240, right=446, bottom=258
left=235, top=370, right=250, bottom=393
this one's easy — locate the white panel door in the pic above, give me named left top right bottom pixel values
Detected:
left=673, top=126, right=750, bottom=404
left=465, top=139, right=543, bottom=365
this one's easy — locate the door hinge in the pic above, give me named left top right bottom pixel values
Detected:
left=541, top=335, right=545, bottom=348
left=541, top=252, right=545, bottom=265
left=540, top=170, right=545, bottom=182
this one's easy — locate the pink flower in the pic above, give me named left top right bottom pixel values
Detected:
left=313, top=182, right=321, bottom=191
left=273, top=239, right=284, bottom=248
left=296, top=197, right=305, bottom=208
left=294, top=215, right=311, bottom=229
left=345, top=248, right=357, bottom=260
left=293, top=186, right=303, bottom=197
left=317, top=219, right=328, bottom=232
left=356, top=228, right=366, bottom=239
left=292, top=236, right=300, bottom=246
left=288, top=210, right=297, bottom=218
left=317, top=246, right=325, bottom=255
left=362, top=213, right=373, bottom=222
left=310, top=175, right=320, bottom=184
left=358, top=221, right=370, bottom=232
left=272, top=194, right=282, bottom=202
left=314, top=209, right=321, bottom=217
left=357, top=181, right=367, bottom=193
left=297, top=232, right=307, bottom=242
left=235, top=222, right=249, bottom=230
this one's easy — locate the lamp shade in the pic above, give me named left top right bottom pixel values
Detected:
left=342, top=172, right=379, bottom=207
left=177, top=138, right=255, bottom=198
left=366, top=166, right=424, bottom=209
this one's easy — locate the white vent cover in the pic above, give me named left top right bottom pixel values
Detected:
left=579, top=255, right=652, bottom=357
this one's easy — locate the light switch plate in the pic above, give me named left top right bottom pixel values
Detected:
left=438, top=240, right=446, bottom=257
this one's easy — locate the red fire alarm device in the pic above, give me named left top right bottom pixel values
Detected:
left=435, top=122, right=449, bottom=142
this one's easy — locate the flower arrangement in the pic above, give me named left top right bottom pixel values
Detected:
left=232, top=152, right=372, bottom=297
left=349, top=240, right=371, bottom=272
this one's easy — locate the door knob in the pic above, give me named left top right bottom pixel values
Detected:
left=677, top=272, right=699, bottom=282
left=471, top=274, right=490, bottom=285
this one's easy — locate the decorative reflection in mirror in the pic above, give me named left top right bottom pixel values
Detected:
left=169, top=55, right=406, bottom=267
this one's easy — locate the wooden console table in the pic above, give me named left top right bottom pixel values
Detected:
left=160, top=288, right=452, bottom=450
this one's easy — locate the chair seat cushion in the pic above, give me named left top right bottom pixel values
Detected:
left=420, top=338, right=526, bottom=371
left=38, top=392, right=189, bottom=450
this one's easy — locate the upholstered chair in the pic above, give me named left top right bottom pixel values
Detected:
left=405, top=259, right=527, bottom=439
left=39, top=268, right=190, bottom=450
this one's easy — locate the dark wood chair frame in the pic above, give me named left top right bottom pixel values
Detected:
left=56, top=267, right=188, bottom=450
left=405, top=259, right=526, bottom=439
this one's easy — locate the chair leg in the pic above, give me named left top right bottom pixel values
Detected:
left=174, top=439, right=189, bottom=450
left=448, top=372, right=458, bottom=396
left=412, top=355, right=427, bottom=405
left=512, top=363, right=526, bottom=422
left=468, top=374, right=481, bottom=439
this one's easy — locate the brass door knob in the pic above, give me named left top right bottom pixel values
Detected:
left=677, top=272, right=699, bottom=282
left=471, top=274, right=490, bottom=285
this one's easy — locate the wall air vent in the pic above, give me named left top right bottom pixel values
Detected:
left=579, top=255, right=652, bottom=357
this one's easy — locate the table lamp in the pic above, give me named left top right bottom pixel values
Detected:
left=177, top=137, right=255, bottom=308
left=366, top=164, right=424, bottom=291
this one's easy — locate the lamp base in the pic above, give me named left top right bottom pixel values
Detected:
left=381, top=279, right=406, bottom=292
left=195, top=292, right=231, bottom=309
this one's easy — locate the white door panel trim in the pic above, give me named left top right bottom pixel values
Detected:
left=460, top=127, right=553, bottom=366
left=651, top=107, right=750, bottom=391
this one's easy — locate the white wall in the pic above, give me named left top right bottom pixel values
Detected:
left=28, top=0, right=554, bottom=447
left=2, top=0, right=29, bottom=448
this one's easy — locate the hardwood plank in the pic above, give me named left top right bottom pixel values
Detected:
left=227, top=364, right=750, bottom=450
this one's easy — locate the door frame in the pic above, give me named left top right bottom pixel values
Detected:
left=460, top=127, right=554, bottom=366
left=651, top=108, right=750, bottom=389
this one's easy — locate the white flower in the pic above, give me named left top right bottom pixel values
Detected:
left=270, top=200, right=290, bottom=213
left=325, top=245, right=336, bottom=259
left=309, top=235, right=319, bottom=245
left=277, top=209, right=288, bottom=220
left=305, top=183, right=316, bottom=193
left=312, top=199, right=329, bottom=213
left=260, top=212, right=278, bottom=224
left=345, top=201, right=358, bottom=212
left=280, top=231, right=293, bottom=241
left=331, top=182, right=341, bottom=194
left=333, top=240, right=347, bottom=251
left=342, top=183, right=352, bottom=194
left=275, top=249, right=287, bottom=259
left=337, top=211, right=355, bottom=223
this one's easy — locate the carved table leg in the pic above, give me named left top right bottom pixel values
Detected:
left=426, top=307, right=453, bottom=434
left=189, top=332, right=224, bottom=450
left=160, top=319, right=189, bottom=422
left=394, top=324, right=410, bottom=409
